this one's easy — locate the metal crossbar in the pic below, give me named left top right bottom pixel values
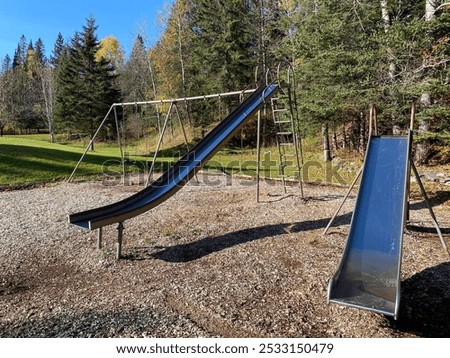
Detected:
left=114, top=89, right=256, bottom=107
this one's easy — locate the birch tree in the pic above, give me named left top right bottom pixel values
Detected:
left=154, top=0, right=192, bottom=126
left=35, top=63, right=56, bottom=142
left=420, top=0, right=437, bottom=119
left=380, top=0, right=395, bottom=81
left=379, top=0, right=403, bottom=134
left=413, top=0, right=436, bottom=163
left=152, top=0, right=191, bottom=99
left=96, top=36, right=125, bottom=72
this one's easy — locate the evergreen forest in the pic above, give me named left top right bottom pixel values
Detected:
left=0, top=0, right=449, bottom=164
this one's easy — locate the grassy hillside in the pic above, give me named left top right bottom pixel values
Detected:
left=0, top=133, right=363, bottom=187
left=0, top=136, right=128, bottom=185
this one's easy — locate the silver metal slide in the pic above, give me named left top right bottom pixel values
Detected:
left=69, top=83, right=280, bottom=230
left=328, top=132, right=412, bottom=319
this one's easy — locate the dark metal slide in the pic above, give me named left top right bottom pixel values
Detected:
left=328, top=133, right=412, bottom=319
left=69, top=83, right=279, bottom=230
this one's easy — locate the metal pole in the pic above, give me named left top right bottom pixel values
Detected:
left=97, top=227, right=103, bottom=250
left=406, top=104, right=416, bottom=220
left=256, top=110, right=262, bottom=203
left=290, top=71, right=304, bottom=167
left=115, top=89, right=257, bottom=107
left=411, top=161, right=449, bottom=257
left=323, top=166, right=363, bottom=235
left=145, top=102, right=174, bottom=187
left=116, top=222, right=124, bottom=260
left=287, top=84, right=304, bottom=199
left=68, top=105, right=115, bottom=182
left=289, top=66, right=306, bottom=199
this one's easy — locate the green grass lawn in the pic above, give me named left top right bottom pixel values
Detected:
left=0, top=133, right=361, bottom=186
left=0, top=136, right=114, bottom=185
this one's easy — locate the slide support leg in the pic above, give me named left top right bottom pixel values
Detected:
left=411, top=162, right=449, bottom=257
left=117, top=222, right=124, bottom=260
left=97, top=227, right=103, bottom=250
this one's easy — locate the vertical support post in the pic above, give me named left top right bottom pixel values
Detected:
left=406, top=103, right=416, bottom=221
left=97, top=227, right=103, bottom=250
left=256, top=110, right=262, bottom=203
left=287, top=64, right=305, bottom=198
left=145, top=102, right=174, bottom=187
left=117, top=222, right=124, bottom=260
left=411, top=162, right=449, bottom=257
left=287, top=84, right=304, bottom=199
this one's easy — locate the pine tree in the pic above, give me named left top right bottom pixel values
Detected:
left=54, top=17, right=121, bottom=143
left=34, top=38, right=46, bottom=65
left=122, top=35, right=151, bottom=101
left=50, top=33, right=65, bottom=67
left=184, top=0, right=258, bottom=126
left=279, top=0, right=384, bottom=153
left=188, top=0, right=257, bottom=92
left=1, top=55, right=11, bottom=73
left=0, top=56, right=12, bottom=135
left=12, top=35, right=27, bottom=68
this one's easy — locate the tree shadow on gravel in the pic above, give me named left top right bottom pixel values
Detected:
left=406, top=224, right=450, bottom=235
left=409, top=191, right=450, bottom=211
left=386, top=262, right=450, bottom=337
left=151, top=212, right=352, bottom=263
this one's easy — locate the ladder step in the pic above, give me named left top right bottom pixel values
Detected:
left=280, top=143, right=294, bottom=146
left=277, top=132, right=293, bottom=135
left=273, top=108, right=288, bottom=113
left=272, top=96, right=288, bottom=101
left=274, top=120, right=291, bottom=124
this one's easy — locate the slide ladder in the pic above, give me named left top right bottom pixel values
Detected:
left=270, top=88, right=302, bottom=193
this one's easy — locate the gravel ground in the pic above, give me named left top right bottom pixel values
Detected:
left=0, top=173, right=449, bottom=338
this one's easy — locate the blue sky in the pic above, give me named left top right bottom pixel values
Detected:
left=0, top=0, right=173, bottom=60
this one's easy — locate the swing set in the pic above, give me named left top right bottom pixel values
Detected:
left=68, top=64, right=305, bottom=202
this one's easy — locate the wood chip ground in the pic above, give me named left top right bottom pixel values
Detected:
left=1, top=173, right=449, bottom=337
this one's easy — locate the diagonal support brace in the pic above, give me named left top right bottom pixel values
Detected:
left=323, top=166, right=363, bottom=235
left=411, top=161, right=449, bottom=257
